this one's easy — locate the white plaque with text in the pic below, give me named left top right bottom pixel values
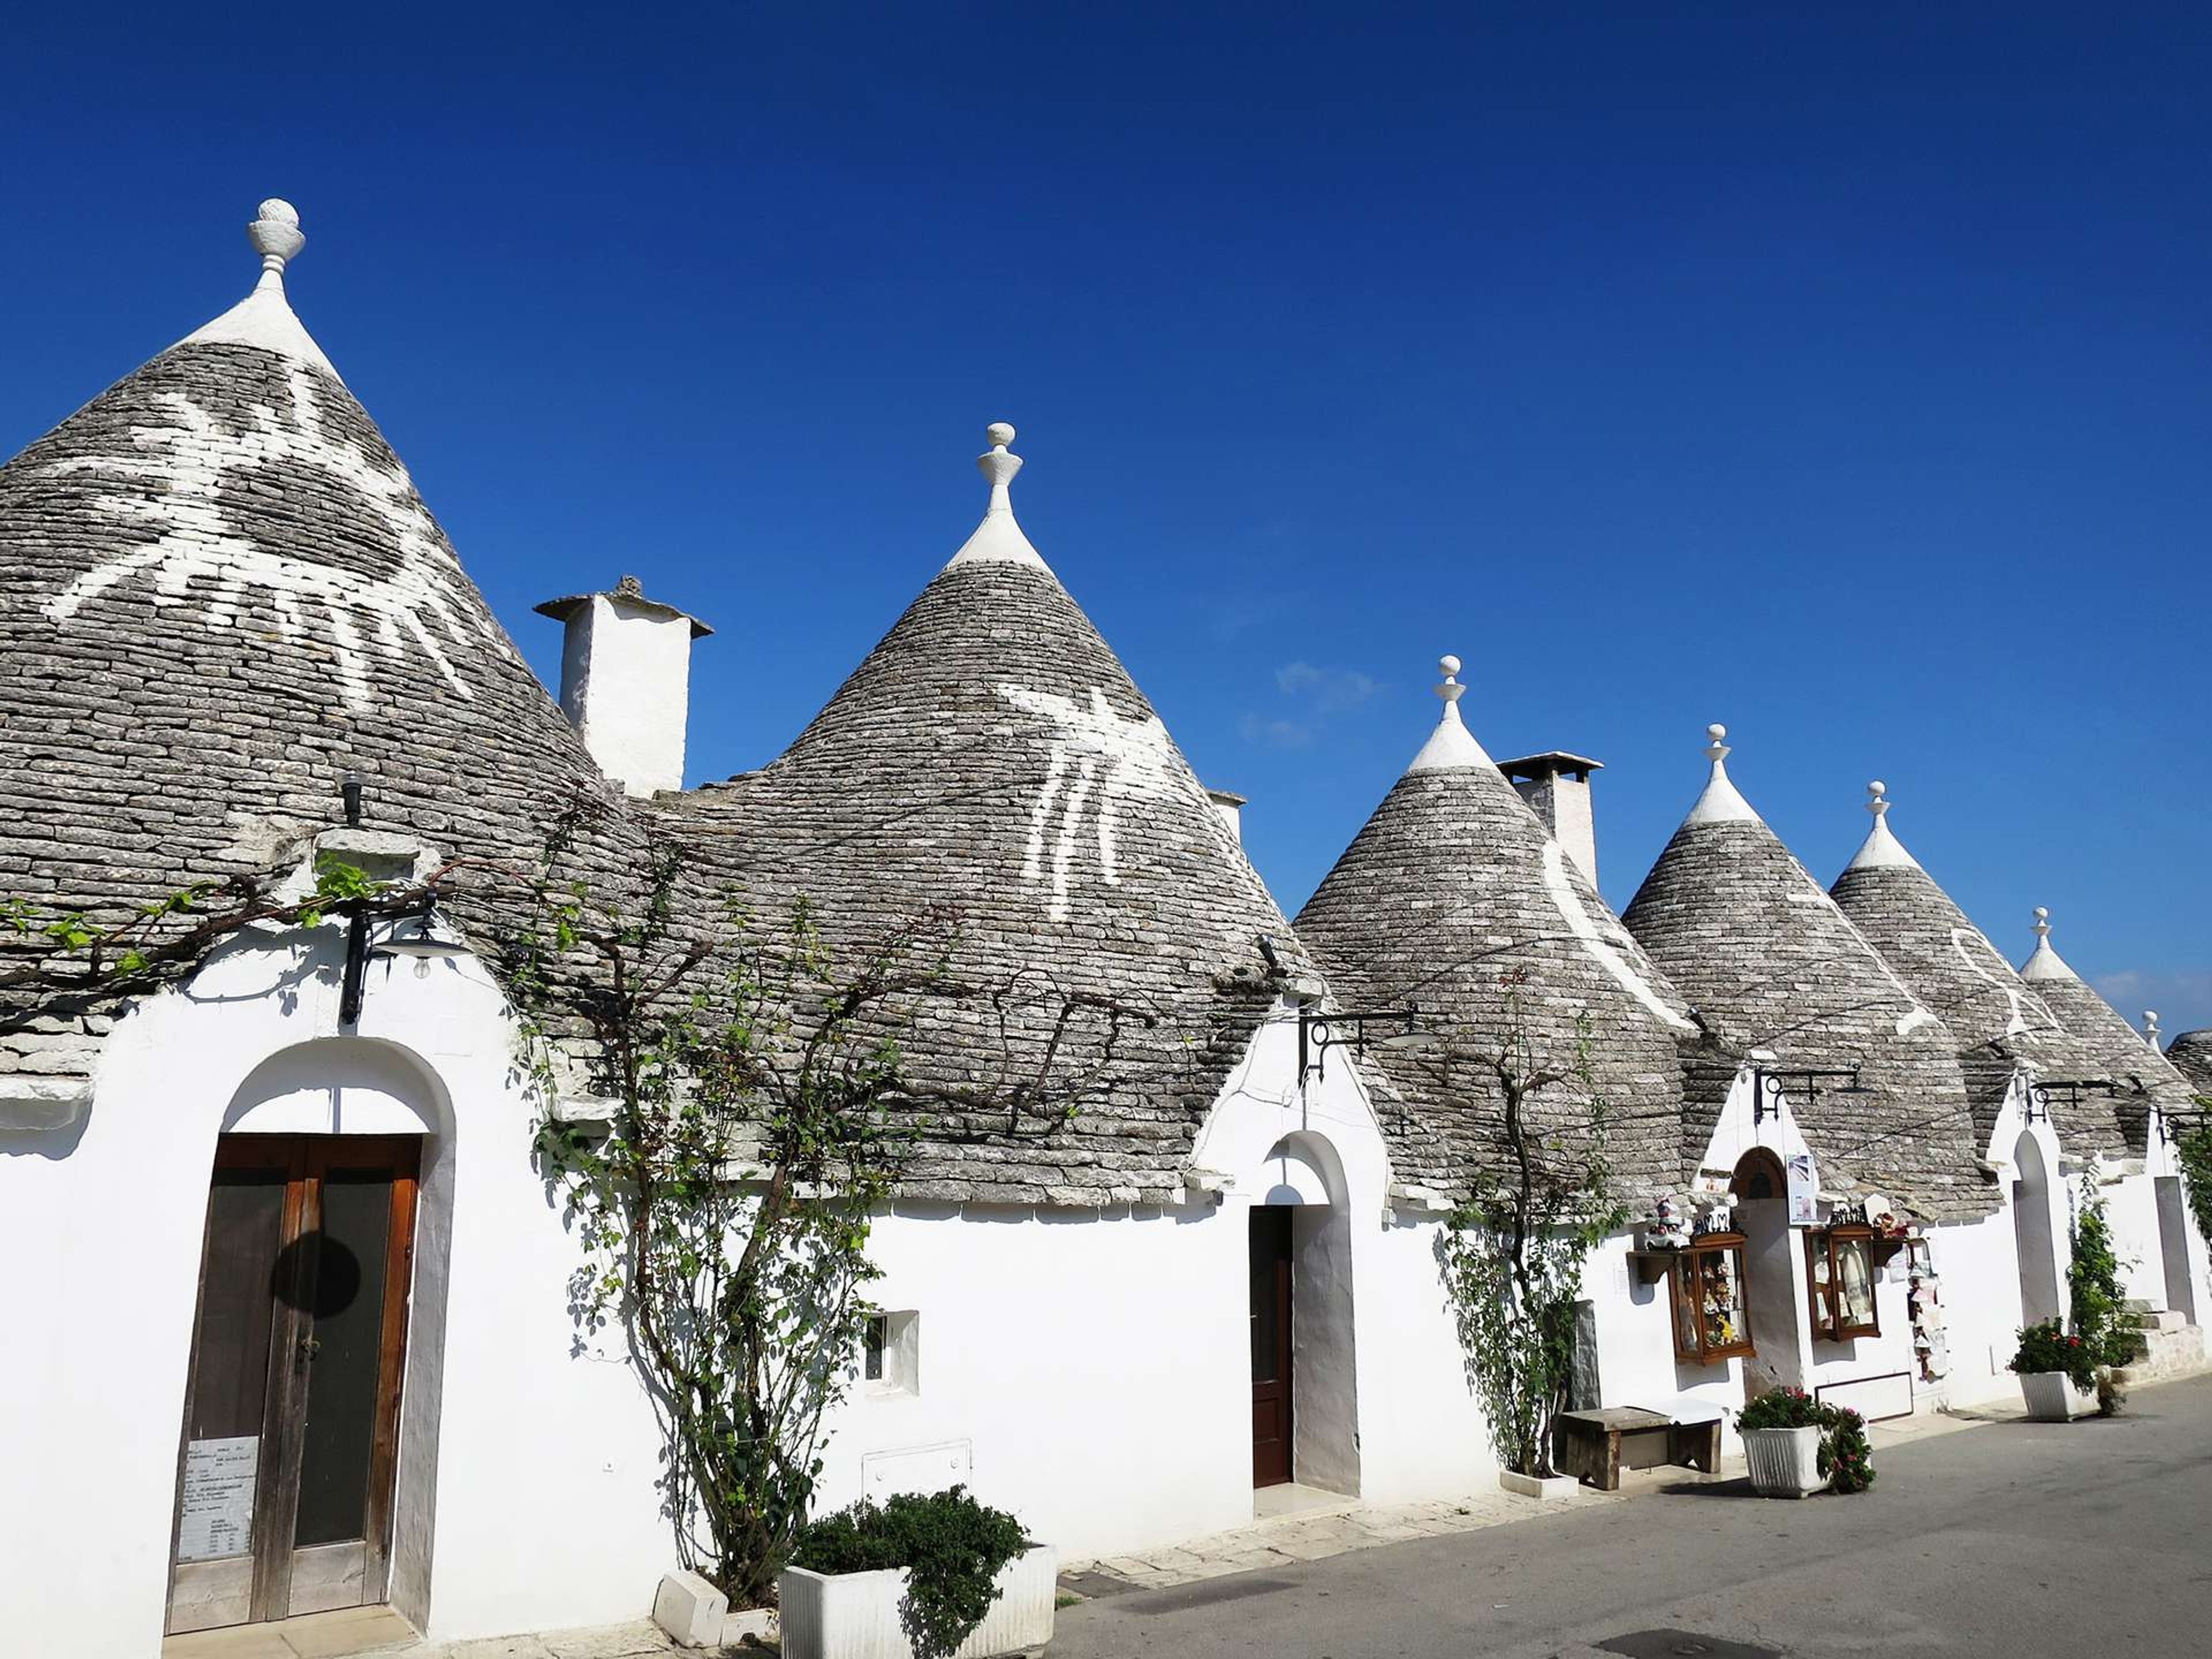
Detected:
left=176, top=1435, right=259, bottom=1562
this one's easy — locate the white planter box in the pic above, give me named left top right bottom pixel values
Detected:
left=1742, top=1425, right=1824, bottom=1498
left=780, top=1544, right=1057, bottom=1659
left=2018, top=1370, right=2099, bottom=1422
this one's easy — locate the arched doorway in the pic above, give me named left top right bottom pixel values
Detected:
left=166, top=1039, right=452, bottom=1636
left=1248, top=1132, right=1359, bottom=1497
left=2012, top=1131, right=2063, bottom=1327
left=1731, top=1149, right=1806, bottom=1396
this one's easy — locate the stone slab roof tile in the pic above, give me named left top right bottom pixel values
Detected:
left=1623, top=798, right=1994, bottom=1222
left=659, top=508, right=1346, bottom=1202
left=1831, top=854, right=2124, bottom=1158
left=1295, top=680, right=1695, bottom=1204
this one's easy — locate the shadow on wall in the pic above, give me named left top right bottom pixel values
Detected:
left=0, top=1110, right=93, bottom=1161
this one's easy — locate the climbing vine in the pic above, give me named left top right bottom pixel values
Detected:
left=0, top=850, right=415, bottom=1025
left=2177, top=1116, right=2212, bottom=1243
left=1438, top=976, right=1626, bottom=1479
left=509, top=803, right=1156, bottom=1609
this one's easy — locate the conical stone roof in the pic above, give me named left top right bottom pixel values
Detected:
left=1294, top=658, right=1694, bottom=1202
left=2166, top=1031, right=2212, bottom=1096
left=1622, top=728, right=1991, bottom=1221
left=2017, top=910, right=2197, bottom=1155
left=1830, top=784, right=2123, bottom=1158
left=666, top=426, right=1330, bottom=1205
left=0, top=202, right=638, bottom=1081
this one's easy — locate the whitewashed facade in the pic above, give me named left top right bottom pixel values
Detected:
left=0, top=205, right=2205, bottom=1659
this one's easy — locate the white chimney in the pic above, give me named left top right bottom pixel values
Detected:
left=535, top=575, right=712, bottom=797
left=1206, top=787, right=1248, bottom=844
left=1497, top=751, right=1603, bottom=889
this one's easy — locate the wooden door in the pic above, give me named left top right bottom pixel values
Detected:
left=1249, top=1206, right=1294, bottom=1487
left=167, top=1136, right=419, bottom=1634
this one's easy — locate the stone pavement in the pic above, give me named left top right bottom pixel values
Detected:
left=161, top=1397, right=2027, bottom=1659
left=162, top=1608, right=685, bottom=1659
left=1062, top=1477, right=1656, bottom=1594
left=1058, top=1395, right=2022, bottom=1596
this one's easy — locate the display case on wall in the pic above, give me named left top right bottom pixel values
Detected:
left=1666, top=1233, right=1755, bottom=1366
left=1806, top=1224, right=1881, bottom=1339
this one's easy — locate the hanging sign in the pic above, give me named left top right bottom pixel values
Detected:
left=176, top=1435, right=259, bottom=1563
left=1786, top=1153, right=1817, bottom=1226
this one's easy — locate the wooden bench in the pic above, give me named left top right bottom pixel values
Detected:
left=1552, top=1406, right=1723, bottom=1491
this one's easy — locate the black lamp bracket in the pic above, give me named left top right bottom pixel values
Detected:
left=1751, top=1066, right=1865, bottom=1124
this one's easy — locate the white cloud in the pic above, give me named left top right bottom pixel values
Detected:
left=1239, top=713, right=1313, bottom=749
left=1274, top=661, right=1381, bottom=712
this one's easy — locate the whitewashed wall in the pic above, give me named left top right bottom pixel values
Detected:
left=1927, top=1207, right=2029, bottom=1406
left=810, top=1000, right=1502, bottom=1558
left=0, top=925, right=672, bottom=1656
left=2104, top=1169, right=2171, bottom=1310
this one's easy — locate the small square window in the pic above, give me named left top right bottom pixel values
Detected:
left=862, top=1310, right=919, bottom=1396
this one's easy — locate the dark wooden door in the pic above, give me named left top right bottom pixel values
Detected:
left=1249, top=1206, right=1294, bottom=1487
left=168, top=1136, right=419, bottom=1634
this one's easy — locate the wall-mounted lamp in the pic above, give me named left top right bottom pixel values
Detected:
left=1751, top=1066, right=1871, bottom=1124
left=1297, top=1005, right=1439, bottom=1082
left=2024, top=1078, right=2116, bottom=1125
left=333, top=779, right=467, bottom=1027
left=373, top=895, right=471, bottom=980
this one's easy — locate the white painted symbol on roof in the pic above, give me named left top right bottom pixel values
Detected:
left=1948, top=928, right=2045, bottom=1038
left=38, top=366, right=501, bottom=713
left=998, top=683, right=1185, bottom=922
left=1539, top=843, right=1694, bottom=1032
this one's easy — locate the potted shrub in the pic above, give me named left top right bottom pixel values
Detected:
left=1738, top=1386, right=1826, bottom=1498
left=781, top=1486, right=1055, bottom=1659
left=2011, top=1319, right=2099, bottom=1421
left=1820, top=1406, right=1876, bottom=1494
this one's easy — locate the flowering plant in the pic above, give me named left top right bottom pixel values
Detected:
left=1738, top=1385, right=1825, bottom=1431
left=1819, top=1406, right=1876, bottom=1493
left=2010, top=1319, right=2096, bottom=1390
left=1738, top=1386, right=1877, bottom=1493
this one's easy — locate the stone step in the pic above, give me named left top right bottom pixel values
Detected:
left=2125, top=1298, right=2156, bottom=1313
left=2124, top=1325, right=2206, bottom=1381
left=2133, top=1308, right=2188, bottom=1332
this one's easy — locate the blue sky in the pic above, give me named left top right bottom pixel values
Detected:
left=5, top=5, right=2207, bottom=1029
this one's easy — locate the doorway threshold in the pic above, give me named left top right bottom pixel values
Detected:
left=1253, top=1481, right=1361, bottom=1521
left=162, top=1605, right=418, bottom=1659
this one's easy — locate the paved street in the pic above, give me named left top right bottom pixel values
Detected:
left=1050, top=1376, right=2212, bottom=1659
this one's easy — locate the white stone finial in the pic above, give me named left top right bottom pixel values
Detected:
left=1844, top=776, right=1919, bottom=870
left=2021, top=904, right=2075, bottom=982
left=248, top=199, right=305, bottom=293
left=946, top=422, right=1044, bottom=569
left=1683, top=721, right=1759, bottom=825
left=2145, top=1010, right=2161, bottom=1041
left=177, top=197, right=335, bottom=375
left=1406, top=649, right=1491, bottom=772
left=977, top=422, right=1023, bottom=512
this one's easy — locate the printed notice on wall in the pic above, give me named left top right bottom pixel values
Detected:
left=1786, top=1153, right=1817, bottom=1226
left=176, top=1436, right=258, bottom=1562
